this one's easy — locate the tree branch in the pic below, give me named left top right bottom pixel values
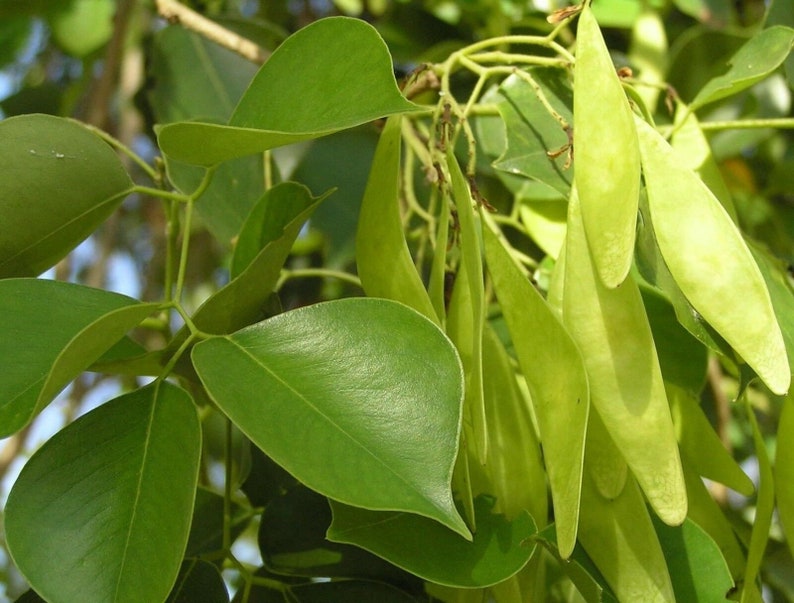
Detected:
left=155, top=0, right=270, bottom=64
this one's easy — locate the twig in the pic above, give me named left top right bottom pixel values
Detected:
left=155, top=0, right=270, bottom=64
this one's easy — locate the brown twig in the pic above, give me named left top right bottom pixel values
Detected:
left=155, top=0, right=270, bottom=64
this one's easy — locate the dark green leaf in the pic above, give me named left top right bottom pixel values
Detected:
left=652, top=516, right=735, bottom=602
left=0, top=278, right=158, bottom=437
left=158, top=17, right=420, bottom=166
left=166, top=559, right=229, bottom=603
left=327, top=495, right=537, bottom=588
left=5, top=382, right=201, bottom=603
left=192, top=298, right=469, bottom=539
left=186, top=487, right=251, bottom=558
left=288, top=580, right=421, bottom=602
left=0, top=114, right=133, bottom=277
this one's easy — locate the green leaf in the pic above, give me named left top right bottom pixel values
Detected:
left=0, top=278, right=158, bottom=438
left=494, top=71, right=573, bottom=196
left=5, top=381, right=201, bottom=603
left=573, top=4, right=641, bottom=288
left=668, top=384, right=754, bottom=496
left=482, top=219, right=588, bottom=558
left=259, top=485, right=416, bottom=584
left=185, top=487, right=250, bottom=558
left=690, top=26, right=794, bottom=110
left=158, top=17, right=420, bottom=166
left=327, top=495, right=537, bottom=588
left=652, top=516, right=735, bottom=602
left=564, top=189, right=687, bottom=526
left=166, top=559, right=229, bottom=603
left=776, top=394, right=794, bottom=560
left=47, top=0, right=113, bottom=57
left=287, top=581, right=420, bottom=603
left=192, top=298, right=469, bottom=539
left=356, top=115, right=437, bottom=322
left=0, top=114, right=133, bottom=277
left=636, top=116, right=790, bottom=395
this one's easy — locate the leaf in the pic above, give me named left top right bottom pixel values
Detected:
left=158, top=17, right=420, bottom=166
left=355, top=115, right=436, bottom=321
left=585, top=408, right=628, bottom=502
left=635, top=116, right=790, bottom=395
left=573, top=4, right=641, bottom=288
left=286, top=581, right=421, bottom=603
left=564, top=188, right=687, bottom=526
left=667, top=384, right=754, bottom=496
left=0, top=114, right=133, bottom=277
left=5, top=381, right=201, bottom=603
left=494, top=71, right=573, bottom=196
left=652, top=516, right=735, bottom=602
left=776, top=394, right=794, bottom=560
left=327, top=495, right=537, bottom=588
left=166, top=559, right=229, bottom=603
left=482, top=219, right=588, bottom=558
left=47, top=0, right=113, bottom=57
left=185, top=487, right=250, bottom=558
left=192, top=298, right=469, bottom=539
left=259, top=485, right=417, bottom=585
left=0, top=278, right=158, bottom=438
left=578, top=472, right=675, bottom=602
left=690, top=26, right=794, bottom=110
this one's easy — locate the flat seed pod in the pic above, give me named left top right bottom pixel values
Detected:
left=573, top=3, right=641, bottom=288
left=635, top=117, right=790, bottom=396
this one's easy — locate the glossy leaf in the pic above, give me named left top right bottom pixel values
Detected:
left=327, top=496, right=537, bottom=588
left=192, top=298, right=469, bottom=539
left=0, top=278, right=158, bottom=438
left=355, top=115, right=436, bottom=321
left=690, top=26, right=794, bottom=110
left=0, top=114, right=133, bottom=277
left=578, top=472, right=675, bottom=602
left=636, top=116, right=790, bottom=395
left=573, top=4, right=641, bottom=288
left=166, top=559, right=229, bottom=603
left=494, top=71, right=573, bottom=196
left=158, top=17, right=419, bottom=166
left=564, top=189, right=687, bottom=526
left=259, top=485, right=416, bottom=585
left=652, top=516, right=734, bottom=602
left=776, top=395, right=794, bottom=559
left=668, top=384, right=754, bottom=496
left=482, top=219, right=588, bottom=558
left=5, top=382, right=201, bottom=603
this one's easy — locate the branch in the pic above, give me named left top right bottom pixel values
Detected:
left=155, top=0, right=270, bottom=64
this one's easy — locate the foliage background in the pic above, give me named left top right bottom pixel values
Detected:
left=0, top=0, right=793, bottom=601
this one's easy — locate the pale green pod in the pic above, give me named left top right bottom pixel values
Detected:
left=635, top=116, right=790, bottom=395
left=564, top=186, right=687, bottom=526
left=573, top=3, right=641, bottom=288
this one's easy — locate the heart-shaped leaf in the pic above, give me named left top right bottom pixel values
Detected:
left=191, top=298, right=469, bottom=539
left=0, top=278, right=158, bottom=437
left=0, top=114, right=133, bottom=277
left=327, top=495, right=537, bottom=588
left=5, top=381, right=201, bottom=603
left=158, top=17, right=419, bottom=166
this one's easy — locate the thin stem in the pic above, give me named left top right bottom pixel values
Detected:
left=74, top=119, right=160, bottom=182
left=132, top=185, right=190, bottom=203
left=698, top=117, right=794, bottom=131
left=223, top=416, right=233, bottom=552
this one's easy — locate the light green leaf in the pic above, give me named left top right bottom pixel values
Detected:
left=0, top=114, right=133, bottom=277
left=0, top=278, right=158, bottom=438
left=573, top=4, right=641, bottom=288
left=482, top=219, right=588, bottom=558
left=5, top=381, right=201, bottom=603
left=327, top=495, right=537, bottom=588
left=668, top=384, right=754, bottom=496
left=166, top=559, right=229, bottom=603
left=690, top=26, right=794, bottom=110
left=585, top=408, right=628, bottom=502
left=158, top=17, right=420, bottom=166
left=653, top=516, right=734, bottom=602
left=192, top=298, right=469, bottom=539
left=355, top=116, right=436, bottom=322
left=636, top=116, right=790, bottom=395
left=48, top=0, right=113, bottom=57
left=776, top=394, right=794, bottom=560
left=564, top=188, right=687, bottom=526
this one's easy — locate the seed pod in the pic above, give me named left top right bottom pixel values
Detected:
left=573, top=3, right=641, bottom=288
left=635, top=116, right=790, bottom=396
